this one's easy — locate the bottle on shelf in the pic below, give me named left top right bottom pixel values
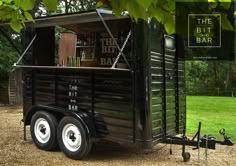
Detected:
left=81, top=51, right=86, bottom=61
left=76, top=57, right=80, bottom=67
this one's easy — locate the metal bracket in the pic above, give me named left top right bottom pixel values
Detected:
left=96, top=9, right=131, bottom=69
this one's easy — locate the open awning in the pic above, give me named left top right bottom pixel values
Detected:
left=13, top=9, right=132, bottom=70
left=28, top=9, right=129, bottom=28
left=0, top=9, right=129, bottom=28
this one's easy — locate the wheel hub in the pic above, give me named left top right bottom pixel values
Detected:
left=40, top=126, right=46, bottom=135
left=34, top=118, right=51, bottom=144
left=69, top=133, right=76, bottom=142
left=62, top=123, right=82, bottom=152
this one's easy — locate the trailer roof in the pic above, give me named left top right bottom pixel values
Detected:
left=0, top=9, right=129, bottom=28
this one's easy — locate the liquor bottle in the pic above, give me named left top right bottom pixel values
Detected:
left=77, top=57, right=80, bottom=67
left=81, top=51, right=86, bottom=61
left=67, top=56, right=72, bottom=66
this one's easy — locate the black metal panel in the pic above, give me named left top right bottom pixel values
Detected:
left=33, top=27, right=55, bottom=66
left=150, top=50, right=164, bottom=140
left=22, top=28, right=35, bottom=120
left=132, top=19, right=153, bottom=145
left=163, top=35, right=178, bottom=136
left=93, top=71, right=134, bottom=142
left=23, top=69, right=33, bottom=120
left=34, top=70, right=56, bottom=105
left=23, top=67, right=134, bottom=144
left=149, top=19, right=164, bottom=141
left=148, top=19, right=186, bottom=142
left=177, top=60, right=186, bottom=133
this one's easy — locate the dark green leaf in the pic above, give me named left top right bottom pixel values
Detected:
left=219, top=2, right=231, bottom=9
left=136, top=0, right=153, bottom=9
left=110, top=0, right=126, bottom=16
left=168, top=0, right=175, bottom=11
left=221, top=14, right=233, bottom=31
left=43, top=0, right=58, bottom=11
left=126, top=1, right=148, bottom=21
left=163, top=14, right=175, bottom=34
left=15, top=0, right=35, bottom=10
left=96, top=1, right=104, bottom=7
left=24, top=11, right=34, bottom=21
left=149, top=5, right=164, bottom=22
left=10, top=19, right=23, bottom=32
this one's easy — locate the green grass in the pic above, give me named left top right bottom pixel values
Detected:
left=187, top=96, right=236, bottom=141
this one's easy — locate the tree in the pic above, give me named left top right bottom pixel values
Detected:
left=0, top=0, right=58, bottom=32
left=186, top=60, right=236, bottom=96
left=185, top=61, right=208, bottom=94
left=0, top=0, right=234, bottom=34
left=58, top=0, right=96, bottom=13
left=97, top=0, right=234, bottom=34
left=0, top=27, right=20, bottom=77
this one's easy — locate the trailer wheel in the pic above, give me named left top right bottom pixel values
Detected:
left=183, top=152, right=191, bottom=162
left=57, top=116, right=91, bottom=159
left=30, top=111, right=58, bottom=150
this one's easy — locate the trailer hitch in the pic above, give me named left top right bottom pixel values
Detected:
left=199, top=128, right=233, bottom=149
left=219, top=128, right=234, bottom=146
left=164, top=122, right=234, bottom=162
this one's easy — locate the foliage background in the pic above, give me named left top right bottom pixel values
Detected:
left=0, top=0, right=236, bottom=99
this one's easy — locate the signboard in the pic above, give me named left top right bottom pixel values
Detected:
left=176, top=2, right=234, bottom=60
left=188, top=14, right=221, bottom=48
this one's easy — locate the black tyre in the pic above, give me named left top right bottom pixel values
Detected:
left=57, top=116, right=92, bottom=159
left=30, top=111, right=58, bottom=150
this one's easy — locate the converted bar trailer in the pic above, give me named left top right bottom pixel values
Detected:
left=7, top=9, right=233, bottom=161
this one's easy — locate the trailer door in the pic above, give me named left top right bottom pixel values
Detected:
left=163, top=35, right=186, bottom=136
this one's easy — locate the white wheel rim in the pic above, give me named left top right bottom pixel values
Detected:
left=34, top=118, right=51, bottom=144
left=62, top=123, right=82, bottom=152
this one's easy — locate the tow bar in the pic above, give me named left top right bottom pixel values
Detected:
left=163, top=122, right=234, bottom=162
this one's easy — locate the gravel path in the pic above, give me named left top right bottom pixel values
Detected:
left=0, top=106, right=235, bottom=166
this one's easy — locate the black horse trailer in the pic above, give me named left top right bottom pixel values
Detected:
left=7, top=9, right=233, bottom=161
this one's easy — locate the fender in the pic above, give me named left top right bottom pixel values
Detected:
left=24, top=104, right=96, bottom=141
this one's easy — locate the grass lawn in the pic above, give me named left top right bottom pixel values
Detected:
left=187, top=96, right=236, bottom=141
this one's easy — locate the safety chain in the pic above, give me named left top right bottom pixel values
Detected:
left=205, top=135, right=208, bottom=166
left=198, top=139, right=200, bottom=166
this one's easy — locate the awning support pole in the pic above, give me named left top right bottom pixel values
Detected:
left=96, top=9, right=131, bottom=69
left=111, top=30, right=131, bottom=68
left=14, top=34, right=37, bottom=66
